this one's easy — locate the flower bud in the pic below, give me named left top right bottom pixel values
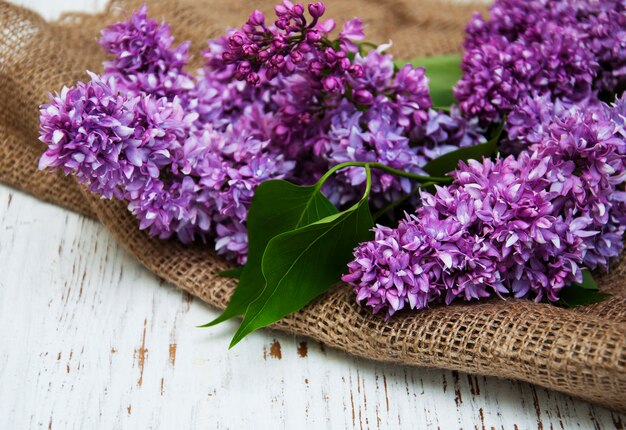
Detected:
left=322, top=75, right=343, bottom=93
left=290, top=50, right=305, bottom=64
left=306, top=29, right=322, bottom=43
left=242, top=43, right=259, bottom=56
left=353, top=89, right=374, bottom=106
left=292, top=4, right=305, bottom=17
left=247, top=9, right=265, bottom=26
left=275, top=17, right=289, bottom=30
left=258, top=50, right=271, bottom=62
left=246, top=72, right=260, bottom=85
left=237, top=61, right=252, bottom=76
left=308, top=2, right=325, bottom=18
left=308, top=60, right=324, bottom=76
left=349, top=64, right=364, bottom=78
left=229, top=31, right=246, bottom=47
left=274, top=124, right=290, bottom=139
left=274, top=4, right=288, bottom=16
left=323, top=47, right=337, bottom=63
left=271, top=54, right=286, bottom=68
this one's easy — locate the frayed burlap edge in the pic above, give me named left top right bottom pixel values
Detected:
left=1, top=0, right=624, bottom=412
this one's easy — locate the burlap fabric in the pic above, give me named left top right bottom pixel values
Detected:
left=1, top=0, right=625, bottom=412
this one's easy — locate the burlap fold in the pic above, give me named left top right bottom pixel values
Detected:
left=1, top=0, right=625, bottom=412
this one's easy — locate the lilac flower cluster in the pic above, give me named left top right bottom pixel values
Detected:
left=222, top=1, right=361, bottom=92
left=37, top=1, right=626, bottom=318
left=39, top=9, right=295, bottom=264
left=41, top=3, right=482, bottom=261
left=218, top=4, right=481, bottom=209
left=312, top=102, right=484, bottom=208
left=38, top=75, right=294, bottom=263
left=455, top=0, right=626, bottom=122
left=99, top=5, right=194, bottom=99
left=344, top=95, right=626, bottom=317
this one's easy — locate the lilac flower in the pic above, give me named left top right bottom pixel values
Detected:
left=410, top=107, right=486, bottom=161
left=221, top=0, right=359, bottom=90
left=455, top=26, right=595, bottom=122
left=41, top=4, right=445, bottom=263
left=456, top=0, right=624, bottom=122
left=348, top=48, right=432, bottom=130
left=503, top=93, right=606, bottom=154
left=570, top=0, right=626, bottom=93
left=339, top=18, right=365, bottom=53
left=39, top=70, right=294, bottom=264
left=39, top=74, right=212, bottom=240
left=99, top=4, right=194, bottom=99
left=312, top=102, right=426, bottom=208
left=307, top=99, right=485, bottom=209
left=343, top=209, right=506, bottom=318
left=344, top=94, right=626, bottom=316
left=537, top=95, right=626, bottom=271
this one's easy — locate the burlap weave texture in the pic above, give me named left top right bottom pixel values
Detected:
left=1, top=0, right=624, bottom=412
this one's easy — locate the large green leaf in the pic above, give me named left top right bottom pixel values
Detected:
left=422, top=121, right=504, bottom=177
left=574, top=270, right=598, bottom=290
left=218, top=266, right=244, bottom=279
left=558, top=270, right=608, bottom=307
left=229, top=198, right=374, bottom=347
left=557, top=286, right=609, bottom=307
left=201, top=180, right=338, bottom=327
left=396, top=54, right=462, bottom=108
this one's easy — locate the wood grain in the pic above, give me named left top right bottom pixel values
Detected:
left=2, top=1, right=626, bottom=428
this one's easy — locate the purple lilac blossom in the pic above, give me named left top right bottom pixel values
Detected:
left=39, top=75, right=294, bottom=264
left=215, top=4, right=445, bottom=209
left=312, top=102, right=426, bottom=208
left=311, top=102, right=486, bottom=208
left=343, top=95, right=626, bottom=317
left=455, top=0, right=626, bottom=122
left=503, top=93, right=605, bottom=154
left=99, top=4, right=194, bottom=99
left=41, top=3, right=454, bottom=262
left=411, top=107, right=486, bottom=160
left=221, top=0, right=360, bottom=91
left=220, top=4, right=434, bottom=157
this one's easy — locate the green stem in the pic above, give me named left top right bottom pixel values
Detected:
left=362, top=164, right=372, bottom=201
left=367, top=162, right=451, bottom=183
left=315, top=161, right=451, bottom=190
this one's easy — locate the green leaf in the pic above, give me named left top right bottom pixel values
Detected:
left=557, top=285, right=609, bottom=308
left=422, top=121, right=504, bottom=177
left=218, top=266, right=244, bottom=279
left=200, top=180, right=338, bottom=328
left=573, top=269, right=598, bottom=290
left=395, top=54, right=462, bottom=107
left=229, top=198, right=374, bottom=347
left=558, top=270, right=608, bottom=307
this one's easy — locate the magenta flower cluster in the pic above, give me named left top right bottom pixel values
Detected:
left=220, top=4, right=445, bottom=207
left=223, top=1, right=359, bottom=92
left=344, top=96, right=626, bottom=317
left=38, top=74, right=294, bottom=262
left=39, top=3, right=477, bottom=263
left=38, top=1, right=626, bottom=317
left=39, top=6, right=296, bottom=263
left=99, top=5, right=194, bottom=99
left=455, top=0, right=626, bottom=122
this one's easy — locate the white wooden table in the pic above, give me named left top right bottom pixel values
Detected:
left=2, top=2, right=625, bottom=428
